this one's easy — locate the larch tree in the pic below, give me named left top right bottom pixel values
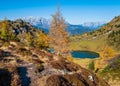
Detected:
left=0, top=19, right=10, bottom=40
left=26, top=32, right=33, bottom=46
left=36, top=30, right=49, bottom=49
left=0, top=19, right=17, bottom=41
left=49, top=7, right=70, bottom=56
left=100, top=46, right=115, bottom=60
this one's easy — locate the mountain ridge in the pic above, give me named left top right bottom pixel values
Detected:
left=22, top=16, right=106, bottom=35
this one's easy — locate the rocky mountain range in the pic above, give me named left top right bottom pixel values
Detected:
left=22, top=16, right=106, bottom=35
left=82, top=22, right=106, bottom=28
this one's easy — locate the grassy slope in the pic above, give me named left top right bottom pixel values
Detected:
left=70, top=35, right=107, bottom=52
left=99, top=55, right=120, bottom=86
left=72, top=58, right=93, bottom=68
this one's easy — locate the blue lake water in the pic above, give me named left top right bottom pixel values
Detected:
left=71, top=51, right=99, bottom=58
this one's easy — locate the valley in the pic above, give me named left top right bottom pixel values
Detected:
left=70, top=16, right=120, bottom=86
left=0, top=1, right=120, bottom=85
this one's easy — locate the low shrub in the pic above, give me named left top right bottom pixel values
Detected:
left=18, top=48, right=32, bottom=56
left=88, top=60, right=95, bottom=71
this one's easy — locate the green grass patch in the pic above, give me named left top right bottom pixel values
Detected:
left=70, top=35, right=107, bottom=52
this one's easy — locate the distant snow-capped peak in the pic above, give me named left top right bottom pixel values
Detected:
left=82, top=21, right=106, bottom=28
left=22, top=16, right=51, bottom=28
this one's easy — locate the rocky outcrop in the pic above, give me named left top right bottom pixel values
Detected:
left=50, top=59, right=81, bottom=72
left=45, top=58, right=109, bottom=86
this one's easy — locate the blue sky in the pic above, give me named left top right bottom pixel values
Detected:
left=0, top=0, right=120, bottom=24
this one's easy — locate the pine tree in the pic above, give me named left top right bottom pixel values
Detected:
left=49, top=7, right=70, bottom=56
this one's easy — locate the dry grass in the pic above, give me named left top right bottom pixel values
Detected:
left=72, top=58, right=92, bottom=69
left=108, top=79, right=120, bottom=86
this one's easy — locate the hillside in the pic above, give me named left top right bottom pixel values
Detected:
left=0, top=19, right=39, bottom=43
left=0, top=42, right=109, bottom=86
left=86, top=16, right=120, bottom=37
left=100, top=55, right=120, bottom=86
left=0, top=19, right=109, bottom=86
left=0, top=19, right=50, bottom=49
